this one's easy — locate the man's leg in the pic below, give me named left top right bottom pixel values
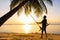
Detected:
left=41, top=30, right=43, bottom=38
left=45, top=29, right=47, bottom=38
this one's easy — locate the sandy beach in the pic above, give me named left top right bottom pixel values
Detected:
left=0, top=33, right=60, bottom=40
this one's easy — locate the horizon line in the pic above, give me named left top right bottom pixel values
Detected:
left=3, top=24, right=60, bottom=25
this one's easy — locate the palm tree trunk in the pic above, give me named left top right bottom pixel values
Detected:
left=0, top=0, right=28, bottom=26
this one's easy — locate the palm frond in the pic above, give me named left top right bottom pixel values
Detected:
left=35, top=7, right=43, bottom=17
left=40, top=0, right=47, bottom=13
left=44, top=0, right=53, bottom=5
left=10, top=0, right=23, bottom=10
left=10, top=0, right=20, bottom=10
left=31, top=0, right=43, bottom=17
left=17, top=7, right=23, bottom=16
left=10, top=0, right=23, bottom=16
left=24, top=1, right=31, bottom=15
left=10, top=0, right=53, bottom=17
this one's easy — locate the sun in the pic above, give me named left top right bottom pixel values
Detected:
left=23, top=24, right=31, bottom=34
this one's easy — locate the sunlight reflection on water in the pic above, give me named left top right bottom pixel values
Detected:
left=0, top=24, right=60, bottom=34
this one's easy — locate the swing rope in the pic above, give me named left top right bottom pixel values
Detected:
left=30, top=14, right=41, bottom=31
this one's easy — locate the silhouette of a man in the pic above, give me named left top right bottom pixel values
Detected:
left=37, top=15, right=48, bottom=38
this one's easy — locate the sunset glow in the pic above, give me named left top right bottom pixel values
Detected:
left=18, top=12, right=34, bottom=24
left=23, top=24, right=31, bottom=34
left=18, top=11, right=34, bottom=33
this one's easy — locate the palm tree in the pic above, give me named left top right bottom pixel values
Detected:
left=0, top=0, right=53, bottom=26
left=10, top=0, right=53, bottom=16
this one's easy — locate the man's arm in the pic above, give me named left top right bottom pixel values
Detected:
left=46, top=24, right=49, bottom=26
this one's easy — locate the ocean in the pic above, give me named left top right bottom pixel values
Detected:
left=0, top=24, right=60, bottom=34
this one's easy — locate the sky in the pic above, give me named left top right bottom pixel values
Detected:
left=0, top=0, right=60, bottom=24
left=0, top=0, right=60, bottom=33
left=47, top=0, right=60, bottom=24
